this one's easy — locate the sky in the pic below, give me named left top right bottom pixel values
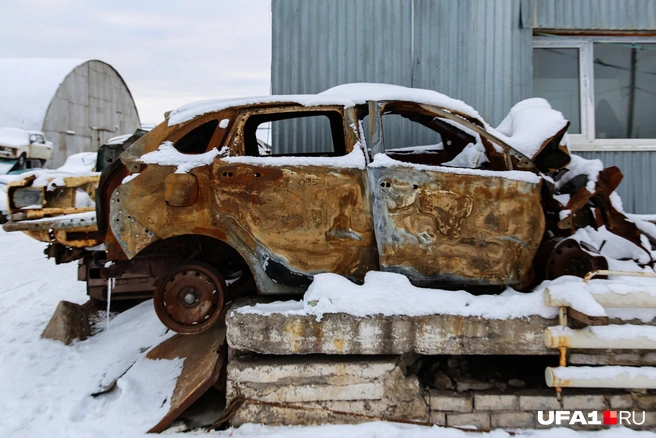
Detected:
left=0, top=0, right=272, bottom=124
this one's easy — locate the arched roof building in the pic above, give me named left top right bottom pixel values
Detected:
left=0, top=59, right=140, bottom=167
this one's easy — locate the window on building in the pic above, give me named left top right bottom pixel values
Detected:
left=533, top=37, right=656, bottom=150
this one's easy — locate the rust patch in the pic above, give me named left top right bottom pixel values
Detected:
left=370, top=166, right=544, bottom=286
left=192, top=227, right=227, bottom=241
left=211, top=162, right=377, bottom=281
left=164, top=173, right=199, bottom=207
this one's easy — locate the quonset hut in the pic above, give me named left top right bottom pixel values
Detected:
left=0, top=59, right=140, bottom=168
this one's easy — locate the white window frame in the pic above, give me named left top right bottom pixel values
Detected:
left=534, top=35, right=656, bottom=152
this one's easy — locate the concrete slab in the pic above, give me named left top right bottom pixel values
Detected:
left=227, top=355, right=428, bottom=426
left=227, top=309, right=556, bottom=355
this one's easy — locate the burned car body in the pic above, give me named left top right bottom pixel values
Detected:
left=3, top=129, right=150, bottom=251
left=4, top=84, right=651, bottom=334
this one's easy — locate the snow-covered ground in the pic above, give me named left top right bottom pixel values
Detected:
left=1, top=228, right=655, bottom=437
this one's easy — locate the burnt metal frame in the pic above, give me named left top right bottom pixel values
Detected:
left=533, top=35, right=656, bottom=152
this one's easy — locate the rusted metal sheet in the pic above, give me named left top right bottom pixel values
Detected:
left=147, top=317, right=227, bottom=433
left=3, top=214, right=100, bottom=247
left=109, top=106, right=378, bottom=297
left=369, top=166, right=544, bottom=286
left=7, top=174, right=98, bottom=212
left=211, top=163, right=377, bottom=289
left=4, top=173, right=100, bottom=247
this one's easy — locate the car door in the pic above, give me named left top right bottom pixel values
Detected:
left=366, top=101, right=545, bottom=288
left=211, top=105, right=377, bottom=293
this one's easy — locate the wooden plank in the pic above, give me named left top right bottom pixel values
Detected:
left=567, top=307, right=609, bottom=327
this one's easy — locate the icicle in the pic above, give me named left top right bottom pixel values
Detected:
left=106, top=278, right=114, bottom=331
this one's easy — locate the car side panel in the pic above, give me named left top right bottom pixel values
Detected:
left=368, top=165, right=545, bottom=286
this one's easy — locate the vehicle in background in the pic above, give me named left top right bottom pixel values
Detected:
left=1, top=128, right=149, bottom=246
left=0, top=128, right=52, bottom=172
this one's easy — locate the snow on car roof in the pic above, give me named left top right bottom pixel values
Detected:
left=166, top=83, right=568, bottom=162
left=0, top=127, right=47, bottom=147
left=0, top=59, right=86, bottom=131
left=493, top=98, right=568, bottom=159
left=167, top=83, right=483, bottom=126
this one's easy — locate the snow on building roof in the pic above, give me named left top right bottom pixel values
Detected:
left=0, top=59, right=86, bottom=131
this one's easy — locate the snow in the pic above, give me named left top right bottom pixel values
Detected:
left=549, top=324, right=656, bottom=342
left=0, top=229, right=182, bottom=436
left=56, top=152, right=97, bottom=173
left=167, top=83, right=484, bottom=127
left=442, top=139, right=489, bottom=168
left=319, top=83, right=482, bottom=121
left=238, top=272, right=656, bottom=324
left=544, top=275, right=656, bottom=322
left=75, top=188, right=95, bottom=208
left=107, top=133, right=133, bottom=145
left=166, top=84, right=569, bottom=167
left=238, top=271, right=559, bottom=320
left=493, top=98, right=568, bottom=159
left=545, top=280, right=607, bottom=317
left=555, top=154, right=605, bottom=193
left=15, top=152, right=99, bottom=188
left=553, top=193, right=570, bottom=207
left=200, top=423, right=652, bottom=438
left=0, top=127, right=46, bottom=147
left=550, top=365, right=656, bottom=381
left=627, top=214, right=656, bottom=243
left=569, top=226, right=652, bottom=265
left=138, top=142, right=229, bottom=173
left=121, top=173, right=141, bottom=184
left=1, top=229, right=656, bottom=436
left=586, top=275, right=656, bottom=298
left=0, top=159, right=17, bottom=175
left=370, top=153, right=541, bottom=184
left=0, top=59, right=86, bottom=130
left=223, top=142, right=367, bottom=169
left=167, top=95, right=351, bottom=126
left=219, top=118, right=230, bottom=129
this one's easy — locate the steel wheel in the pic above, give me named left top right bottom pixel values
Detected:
left=154, top=261, right=226, bottom=335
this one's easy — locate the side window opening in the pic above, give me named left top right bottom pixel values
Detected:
left=174, top=119, right=219, bottom=154
left=361, top=103, right=480, bottom=168
left=243, top=111, right=346, bottom=157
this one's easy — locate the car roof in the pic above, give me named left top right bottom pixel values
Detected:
left=166, top=83, right=484, bottom=127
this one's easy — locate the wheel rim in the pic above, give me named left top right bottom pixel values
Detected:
left=154, top=261, right=225, bottom=334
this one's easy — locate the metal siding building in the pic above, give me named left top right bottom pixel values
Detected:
left=272, top=0, right=656, bottom=213
left=0, top=59, right=140, bottom=168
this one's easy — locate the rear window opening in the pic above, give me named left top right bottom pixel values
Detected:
left=174, top=119, right=219, bottom=154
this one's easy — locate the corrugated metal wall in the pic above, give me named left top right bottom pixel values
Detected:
left=271, top=0, right=656, bottom=212
left=576, top=151, right=656, bottom=214
left=272, top=0, right=532, bottom=125
left=522, top=0, right=656, bottom=30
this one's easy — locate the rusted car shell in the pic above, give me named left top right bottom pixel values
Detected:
left=107, top=100, right=547, bottom=295
left=110, top=105, right=379, bottom=294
